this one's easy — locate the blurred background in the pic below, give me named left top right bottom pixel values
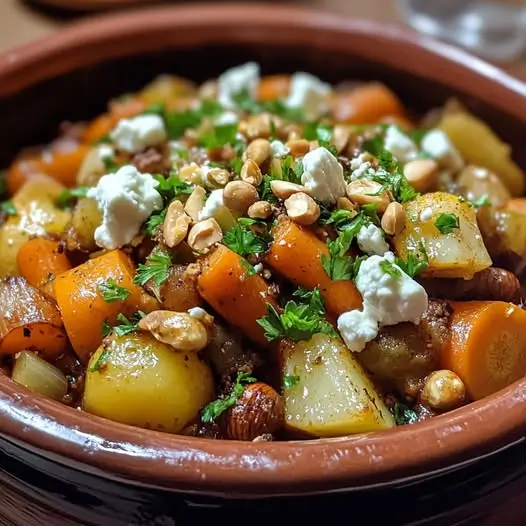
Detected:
left=0, top=0, right=525, bottom=78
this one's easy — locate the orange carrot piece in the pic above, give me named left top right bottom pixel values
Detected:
left=505, top=198, right=526, bottom=215
left=17, top=238, right=72, bottom=299
left=197, top=245, right=277, bottom=347
left=82, top=113, right=114, bottom=144
left=54, top=250, right=158, bottom=362
left=258, top=75, right=291, bottom=101
left=441, top=301, right=526, bottom=400
left=0, top=277, right=67, bottom=358
left=331, top=82, right=406, bottom=125
left=265, top=217, right=362, bottom=316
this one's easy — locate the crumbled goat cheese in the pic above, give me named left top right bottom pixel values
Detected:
left=285, top=72, right=332, bottom=121
left=87, top=165, right=163, bottom=250
left=301, top=147, right=346, bottom=204
left=188, top=307, right=209, bottom=320
left=349, top=153, right=372, bottom=180
left=253, top=263, right=264, bottom=274
left=215, top=111, right=239, bottom=125
left=337, top=252, right=428, bottom=352
left=168, top=140, right=186, bottom=162
left=98, top=144, right=115, bottom=162
left=420, top=206, right=433, bottom=222
left=218, top=62, right=260, bottom=109
left=110, top=114, right=167, bottom=153
left=384, top=125, right=418, bottom=164
left=421, top=129, right=464, bottom=172
left=357, top=224, right=390, bottom=255
left=270, top=140, right=291, bottom=158
left=198, top=189, right=225, bottom=221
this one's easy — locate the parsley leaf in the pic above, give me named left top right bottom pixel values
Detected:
left=199, top=122, right=239, bottom=150
left=144, top=208, right=167, bottom=236
left=98, top=279, right=131, bottom=303
left=392, top=402, right=419, bottom=426
left=471, top=194, right=492, bottom=208
left=161, top=99, right=223, bottom=139
left=153, top=173, right=193, bottom=204
left=379, top=259, right=402, bottom=278
left=223, top=219, right=270, bottom=258
left=102, top=155, right=119, bottom=174
left=320, top=208, right=356, bottom=229
left=283, top=374, right=300, bottom=389
left=260, top=175, right=278, bottom=204
left=88, top=345, right=112, bottom=373
left=101, top=320, right=112, bottom=338
left=56, top=187, right=90, bottom=209
left=1, top=200, right=17, bottom=217
left=394, top=242, right=429, bottom=278
left=133, top=249, right=172, bottom=287
left=321, top=240, right=353, bottom=281
left=434, top=213, right=460, bottom=234
left=240, top=259, right=257, bottom=276
left=112, top=311, right=146, bottom=337
left=271, top=155, right=303, bottom=185
left=201, top=371, right=257, bottom=423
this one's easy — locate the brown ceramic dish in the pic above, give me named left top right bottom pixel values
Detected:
left=1, top=3, right=526, bottom=523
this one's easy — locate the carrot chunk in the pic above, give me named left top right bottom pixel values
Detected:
left=258, top=75, right=291, bottom=102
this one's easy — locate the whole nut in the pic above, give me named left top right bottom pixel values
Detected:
left=381, top=201, right=406, bottom=236
left=270, top=180, right=311, bottom=200
left=223, top=181, right=259, bottom=213
left=162, top=200, right=192, bottom=247
left=332, top=125, right=351, bottom=154
left=187, top=218, right=223, bottom=252
left=346, top=180, right=392, bottom=213
left=184, top=185, right=207, bottom=222
left=138, top=310, right=209, bottom=352
left=238, top=113, right=280, bottom=140
left=205, top=168, right=232, bottom=189
left=420, top=370, right=466, bottom=412
left=242, top=138, right=271, bottom=166
left=240, top=159, right=263, bottom=186
left=248, top=200, right=273, bottom=220
left=284, top=192, right=320, bottom=225
left=178, top=162, right=203, bottom=184
left=285, top=138, right=310, bottom=157
left=404, top=159, right=439, bottom=193
left=223, top=382, right=285, bottom=441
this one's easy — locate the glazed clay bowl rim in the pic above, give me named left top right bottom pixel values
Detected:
left=1, top=3, right=526, bottom=497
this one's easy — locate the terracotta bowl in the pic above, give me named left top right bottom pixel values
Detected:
left=1, top=4, right=526, bottom=524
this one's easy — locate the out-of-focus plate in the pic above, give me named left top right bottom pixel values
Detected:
left=32, top=0, right=160, bottom=11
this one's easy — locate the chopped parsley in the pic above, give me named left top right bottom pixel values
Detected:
left=102, top=155, right=119, bottom=173
left=88, top=345, right=112, bottom=373
left=223, top=218, right=270, bottom=258
left=379, top=259, right=402, bottom=278
left=133, top=249, right=172, bottom=287
left=98, top=279, right=131, bottom=303
left=271, top=155, right=304, bottom=185
left=144, top=208, right=167, bottom=236
left=260, top=175, right=278, bottom=204
left=232, top=89, right=305, bottom=122
left=392, top=402, right=419, bottom=426
left=257, top=287, right=337, bottom=342
left=303, top=121, right=338, bottom=156
left=0, top=200, right=17, bottom=216
left=471, top=194, right=492, bottom=208
left=201, top=371, right=257, bottom=423
left=101, top=320, right=112, bottom=338
left=434, top=213, right=460, bottom=234
left=56, top=187, right=90, bottom=209
left=371, top=150, right=419, bottom=203
left=320, top=208, right=356, bottom=229
left=112, top=311, right=146, bottom=337
left=153, top=173, right=193, bottom=204
left=240, top=259, right=257, bottom=276
left=283, top=374, right=300, bottom=389
left=394, top=243, right=429, bottom=277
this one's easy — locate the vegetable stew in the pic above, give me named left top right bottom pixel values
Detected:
left=1, top=63, right=525, bottom=441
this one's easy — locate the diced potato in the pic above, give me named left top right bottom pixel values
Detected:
left=281, top=333, right=394, bottom=437
left=76, top=147, right=108, bottom=187
left=438, top=110, right=525, bottom=196
left=394, top=192, right=492, bottom=278
left=83, top=332, right=214, bottom=433
left=0, top=218, right=31, bottom=276
left=64, top=197, right=101, bottom=252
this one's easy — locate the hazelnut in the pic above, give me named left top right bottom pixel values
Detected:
left=242, top=138, right=271, bottom=166
left=248, top=200, right=273, bottom=220
left=346, top=179, right=392, bottom=213
left=240, top=159, right=263, bottom=186
left=223, top=181, right=259, bottom=213
left=403, top=159, right=439, bottom=193
left=162, top=200, right=192, bottom=248
left=224, top=382, right=285, bottom=441
left=420, top=370, right=466, bottom=412
left=187, top=218, right=223, bottom=252
left=270, top=180, right=311, bottom=200
left=284, top=192, right=320, bottom=225
left=381, top=201, right=406, bottom=236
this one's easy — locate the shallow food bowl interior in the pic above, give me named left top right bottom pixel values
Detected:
left=0, top=2, right=526, bottom=498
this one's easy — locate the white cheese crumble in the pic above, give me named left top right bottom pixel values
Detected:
left=188, top=307, right=209, bottom=320
left=270, top=140, right=291, bottom=158
left=168, top=140, right=186, bottom=162
left=198, top=189, right=225, bottom=221
left=215, top=111, right=239, bottom=126
left=420, top=206, right=433, bottom=222
left=284, top=72, right=332, bottom=121
left=87, top=165, right=163, bottom=250
left=110, top=114, right=166, bottom=153
left=217, top=62, right=260, bottom=109
left=98, top=144, right=115, bottom=162
left=357, top=224, right=390, bottom=256
left=253, top=263, right=264, bottom=274
left=301, top=147, right=346, bottom=204
left=421, top=129, right=464, bottom=172
left=337, top=252, right=428, bottom=352
left=384, top=125, right=418, bottom=164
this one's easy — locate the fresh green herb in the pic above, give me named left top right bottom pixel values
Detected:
left=98, top=279, right=131, bottom=303
left=144, top=208, right=167, bottom=236
left=88, top=345, right=112, bottom=373
left=153, top=173, right=193, bottom=204
left=143, top=102, right=165, bottom=116
left=362, top=135, right=385, bottom=156
left=303, top=121, right=338, bottom=156
left=233, top=89, right=305, bottom=122
left=162, top=99, right=223, bottom=139
left=269, top=119, right=278, bottom=141
left=392, top=402, right=419, bottom=426
left=240, top=259, right=257, bottom=276
left=102, top=155, right=119, bottom=174
left=227, top=156, right=243, bottom=175
left=408, top=128, right=429, bottom=145
left=199, top=122, right=239, bottom=150
left=283, top=374, right=300, bottom=389
left=471, top=194, right=492, bottom=208
left=112, top=311, right=146, bottom=337
left=94, top=135, right=112, bottom=145
left=201, top=371, right=257, bottom=423
left=434, top=213, right=460, bottom=234
left=292, top=287, right=326, bottom=315
left=56, top=187, right=90, bottom=209
left=360, top=203, right=381, bottom=224
left=101, top=320, right=112, bottom=338
left=0, top=200, right=17, bottom=216
left=394, top=242, right=429, bottom=278
left=271, top=155, right=303, bottom=185
left=379, top=259, right=402, bottom=278
left=257, top=287, right=337, bottom=342
left=322, top=239, right=353, bottom=281
left=223, top=219, right=270, bottom=258
left=133, top=249, right=172, bottom=287
left=259, top=175, right=278, bottom=204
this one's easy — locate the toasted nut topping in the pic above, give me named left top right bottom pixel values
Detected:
left=248, top=200, right=273, bottom=220
left=178, top=163, right=203, bottom=185
left=309, top=140, right=320, bottom=151
left=184, top=185, right=207, bottom=222
left=381, top=201, right=406, bottom=236
left=243, top=138, right=271, bottom=166
left=238, top=113, right=282, bottom=140
left=285, top=138, right=310, bottom=157
left=284, top=192, right=321, bottom=225
left=420, top=370, right=466, bottom=412
left=270, top=180, right=311, bottom=200
left=240, top=159, right=263, bottom=186
left=198, top=79, right=218, bottom=99
left=285, top=124, right=303, bottom=142
left=205, top=167, right=232, bottom=189
left=187, top=218, right=223, bottom=251
left=403, top=159, right=439, bottom=193
left=223, top=181, right=259, bottom=213
left=346, top=180, right=392, bottom=213
left=336, top=197, right=358, bottom=214
left=163, top=200, right=192, bottom=247
left=332, top=125, right=351, bottom=154
left=138, top=311, right=209, bottom=352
